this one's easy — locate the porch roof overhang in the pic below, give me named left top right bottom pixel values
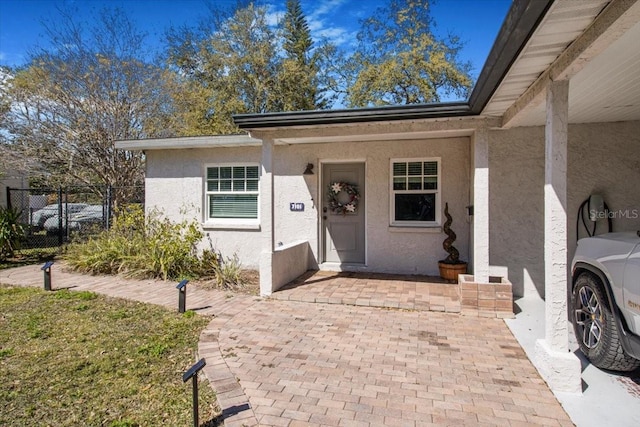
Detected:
left=245, top=116, right=501, bottom=146
left=493, top=0, right=640, bottom=127
left=114, top=134, right=261, bottom=151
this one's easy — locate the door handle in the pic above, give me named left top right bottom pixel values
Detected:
left=323, top=216, right=327, bottom=220
left=323, top=207, right=328, bottom=213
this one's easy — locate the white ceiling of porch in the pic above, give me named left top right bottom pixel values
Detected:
left=484, top=0, right=640, bottom=127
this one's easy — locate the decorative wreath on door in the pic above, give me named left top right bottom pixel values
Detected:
left=328, top=182, right=360, bottom=215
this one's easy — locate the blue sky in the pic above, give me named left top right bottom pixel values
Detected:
left=0, top=0, right=511, bottom=80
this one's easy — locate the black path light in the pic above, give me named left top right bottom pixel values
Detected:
left=41, top=261, right=54, bottom=291
left=176, top=279, right=188, bottom=313
left=183, top=358, right=207, bottom=427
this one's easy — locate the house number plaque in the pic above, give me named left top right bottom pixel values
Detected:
left=290, top=203, right=305, bottom=212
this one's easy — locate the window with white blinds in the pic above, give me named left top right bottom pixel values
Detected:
left=390, top=158, right=440, bottom=226
left=206, top=165, right=259, bottom=219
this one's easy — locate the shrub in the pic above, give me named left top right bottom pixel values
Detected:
left=213, top=253, right=243, bottom=290
left=65, top=206, right=253, bottom=288
left=65, top=206, right=203, bottom=280
left=0, top=207, right=25, bottom=260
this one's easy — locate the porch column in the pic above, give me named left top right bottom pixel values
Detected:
left=534, top=79, right=581, bottom=394
left=472, top=128, right=490, bottom=283
left=259, top=138, right=275, bottom=296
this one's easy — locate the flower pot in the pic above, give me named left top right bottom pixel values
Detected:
left=438, top=261, right=467, bottom=283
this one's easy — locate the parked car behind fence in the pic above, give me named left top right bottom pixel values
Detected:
left=69, top=205, right=106, bottom=232
left=32, top=203, right=88, bottom=230
left=6, top=185, right=144, bottom=249
left=43, top=205, right=106, bottom=235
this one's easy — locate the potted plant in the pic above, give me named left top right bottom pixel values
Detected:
left=438, top=202, right=467, bottom=283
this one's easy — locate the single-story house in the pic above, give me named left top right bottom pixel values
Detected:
left=117, top=0, right=640, bottom=395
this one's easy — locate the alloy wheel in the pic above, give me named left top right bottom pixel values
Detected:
left=574, top=285, right=603, bottom=349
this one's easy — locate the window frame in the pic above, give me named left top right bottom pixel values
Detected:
left=389, top=157, right=441, bottom=228
left=204, top=163, right=260, bottom=227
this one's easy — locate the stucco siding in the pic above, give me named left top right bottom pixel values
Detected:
left=272, top=144, right=321, bottom=265
left=489, top=127, right=546, bottom=298
left=489, top=120, right=640, bottom=298
left=567, top=121, right=640, bottom=256
left=271, top=137, right=470, bottom=276
left=145, top=136, right=470, bottom=277
left=145, top=147, right=263, bottom=269
left=363, top=138, right=470, bottom=276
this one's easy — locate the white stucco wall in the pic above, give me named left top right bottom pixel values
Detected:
left=489, top=126, right=546, bottom=298
left=272, top=137, right=470, bottom=276
left=145, top=136, right=471, bottom=277
left=143, top=120, right=638, bottom=286
left=489, top=120, right=640, bottom=298
left=145, top=146, right=263, bottom=269
left=567, top=121, right=640, bottom=256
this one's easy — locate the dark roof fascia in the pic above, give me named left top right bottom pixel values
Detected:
left=468, top=0, right=555, bottom=113
left=234, top=0, right=554, bottom=130
left=234, top=103, right=471, bottom=129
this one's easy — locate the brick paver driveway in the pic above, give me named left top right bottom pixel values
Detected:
left=215, top=299, right=573, bottom=426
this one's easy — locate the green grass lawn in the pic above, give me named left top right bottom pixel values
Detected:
left=0, top=285, right=220, bottom=426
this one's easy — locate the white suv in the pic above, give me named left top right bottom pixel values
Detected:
left=571, top=231, right=640, bottom=371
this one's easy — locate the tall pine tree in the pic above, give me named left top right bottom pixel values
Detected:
left=278, top=0, right=324, bottom=111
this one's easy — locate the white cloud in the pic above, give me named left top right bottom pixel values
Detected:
left=304, top=0, right=355, bottom=48
left=308, top=0, right=349, bottom=20
left=315, top=27, right=351, bottom=46
left=263, top=0, right=364, bottom=49
left=264, top=4, right=284, bottom=27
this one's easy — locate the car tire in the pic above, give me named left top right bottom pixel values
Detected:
left=572, top=272, right=640, bottom=371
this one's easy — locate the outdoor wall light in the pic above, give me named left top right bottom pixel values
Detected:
left=303, top=163, right=314, bottom=175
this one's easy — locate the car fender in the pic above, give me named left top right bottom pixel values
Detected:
left=572, top=254, right=624, bottom=308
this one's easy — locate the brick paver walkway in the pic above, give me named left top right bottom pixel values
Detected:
left=272, top=271, right=461, bottom=313
left=0, top=264, right=574, bottom=426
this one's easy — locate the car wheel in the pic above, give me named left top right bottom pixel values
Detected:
left=572, top=272, right=640, bottom=371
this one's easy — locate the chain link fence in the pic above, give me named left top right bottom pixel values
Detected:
left=6, top=185, right=144, bottom=250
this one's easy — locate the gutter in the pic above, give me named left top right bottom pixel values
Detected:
left=232, top=103, right=470, bottom=129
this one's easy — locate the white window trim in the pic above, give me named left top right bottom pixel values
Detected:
left=389, top=157, right=441, bottom=227
left=203, top=162, right=260, bottom=229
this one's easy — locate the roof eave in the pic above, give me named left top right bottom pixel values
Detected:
left=468, top=0, right=554, bottom=114
left=114, top=134, right=261, bottom=151
left=233, top=102, right=471, bottom=129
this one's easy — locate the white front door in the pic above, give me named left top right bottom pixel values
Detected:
left=322, top=162, right=365, bottom=264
